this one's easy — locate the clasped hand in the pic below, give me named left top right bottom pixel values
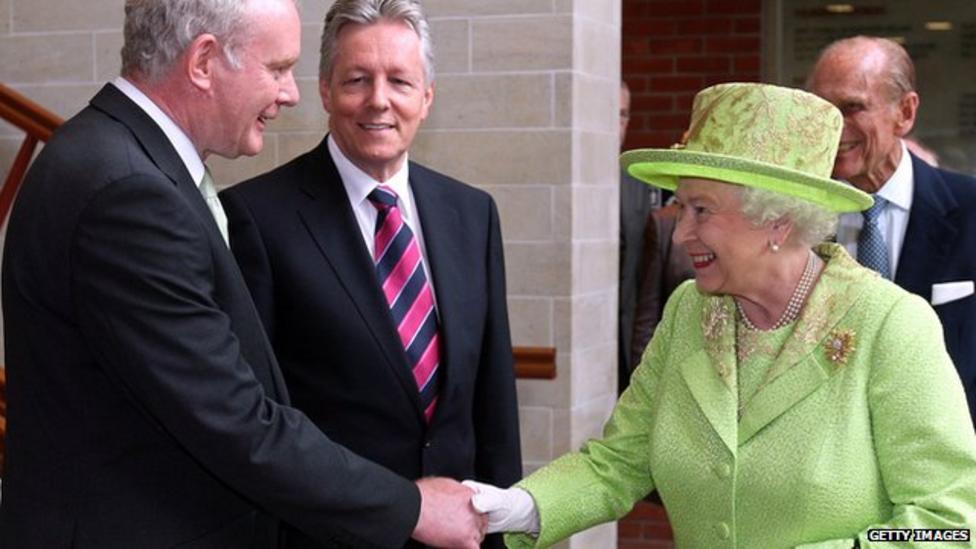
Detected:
left=411, top=478, right=539, bottom=548
left=463, top=480, right=539, bottom=535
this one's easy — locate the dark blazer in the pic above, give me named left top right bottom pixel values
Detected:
left=220, top=139, right=522, bottom=549
left=0, top=85, right=420, bottom=549
left=618, top=170, right=656, bottom=392
left=629, top=205, right=694, bottom=372
left=895, top=153, right=976, bottom=423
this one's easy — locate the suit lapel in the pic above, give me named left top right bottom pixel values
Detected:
left=680, top=345, right=738, bottom=455
left=736, top=354, right=829, bottom=444
left=676, top=296, right=739, bottom=454
left=90, top=84, right=228, bottom=246
left=895, top=154, right=958, bottom=300
left=682, top=245, right=869, bottom=448
left=296, top=143, right=423, bottom=417
left=91, top=85, right=192, bottom=183
left=409, top=170, right=463, bottom=405
left=90, top=84, right=285, bottom=401
left=737, top=244, right=868, bottom=444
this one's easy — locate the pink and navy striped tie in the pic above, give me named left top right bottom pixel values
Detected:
left=368, top=185, right=440, bottom=423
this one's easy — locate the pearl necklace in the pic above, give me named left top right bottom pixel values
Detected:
left=736, top=251, right=818, bottom=331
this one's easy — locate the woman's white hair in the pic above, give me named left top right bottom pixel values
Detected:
left=738, top=185, right=838, bottom=247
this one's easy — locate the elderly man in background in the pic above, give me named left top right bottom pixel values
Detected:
left=808, top=36, right=976, bottom=423
left=0, top=1, right=485, bottom=547
left=220, top=1, right=521, bottom=547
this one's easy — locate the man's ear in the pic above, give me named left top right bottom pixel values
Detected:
left=185, top=33, right=222, bottom=92
left=894, top=91, right=919, bottom=137
left=419, top=81, right=434, bottom=121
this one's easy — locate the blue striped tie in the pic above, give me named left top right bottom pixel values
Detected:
left=857, top=196, right=891, bottom=279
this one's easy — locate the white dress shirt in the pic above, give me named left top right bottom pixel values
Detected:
left=836, top=139, right=914, bottom=276
left=328, top=135, right=439, bottom=310
left=111, top=77, right=228, bottom=245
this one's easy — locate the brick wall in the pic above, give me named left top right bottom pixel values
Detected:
left=622, top=0, right=763, bottom=150
left=618, top=1, right=763, bottom=547
left=618, top=502, right=674, bottom=549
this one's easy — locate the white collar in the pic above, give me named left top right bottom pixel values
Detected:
left=112, top=76, right=206, bottom=186
left=874, top=140, right=913, bottom=212
left=327, top=134, right=411, bottom=207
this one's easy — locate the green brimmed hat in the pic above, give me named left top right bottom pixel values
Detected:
left=620, top=82, right=872, bottom=213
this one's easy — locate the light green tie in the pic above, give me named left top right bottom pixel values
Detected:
left=199, top=167, right=229, bottom=246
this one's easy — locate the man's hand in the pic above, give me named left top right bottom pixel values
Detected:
left=412, top=477, right=486, bottom=548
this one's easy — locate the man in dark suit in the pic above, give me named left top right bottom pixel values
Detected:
left=809, top=35, right=976, bottom=422
left=221, top=2, right=522, bottom=547
left=617, top=80, right=660, bottom=392
left=0, top=1, right=485, bottom=547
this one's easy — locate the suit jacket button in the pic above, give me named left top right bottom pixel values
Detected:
left=423, top=440, right=432, bottom=449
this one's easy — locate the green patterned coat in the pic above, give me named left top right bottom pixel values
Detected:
left=510, top=244, right=976, bottom=548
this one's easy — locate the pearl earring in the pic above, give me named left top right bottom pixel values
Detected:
left=770, top=242, right=780, bottom=253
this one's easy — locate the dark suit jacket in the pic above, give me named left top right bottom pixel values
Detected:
left=0, top=85, right=419, bottom=549
left=629, top=205, right=694, bottom=372
left=895, top=153, right=976, bottom=422
left=220, top=139, right=522, bottom=549
left=618, top=170, right=656, bottom=392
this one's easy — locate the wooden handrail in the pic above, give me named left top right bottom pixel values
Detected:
left=0, top=84, right=62, bottom=141
left=512, top=346, right=557, bottom=379
left=0, top=367, right=5, bottom=475
left=0, top=84, right=61, bottom=478
left=0, top=83, right=64, bottom=228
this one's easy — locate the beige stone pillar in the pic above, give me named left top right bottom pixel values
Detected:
left=414, top=2, right=622, bottom=546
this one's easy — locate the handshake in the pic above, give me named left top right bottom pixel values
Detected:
left=411, top=477, right=539, bottom=548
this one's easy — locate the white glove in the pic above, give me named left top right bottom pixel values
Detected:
left=462, top=480, right=540, bottom=535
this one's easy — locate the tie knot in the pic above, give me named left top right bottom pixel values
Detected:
left=368, top=185, right=399, bottom=210
left=863, top=196, right=886, bottom=223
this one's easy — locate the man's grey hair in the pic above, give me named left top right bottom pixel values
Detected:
left=319, top=0, right=434, bottom=84
left=738, top=185, right=839, bottom=247
left=808, top=35, right=916, bottom=104
left=121, top=0, right=297, bottom=82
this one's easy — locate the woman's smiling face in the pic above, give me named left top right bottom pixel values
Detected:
left=672, top=178, right=770, bottom=297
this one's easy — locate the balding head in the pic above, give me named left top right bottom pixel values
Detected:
left=806, top=36, right=919, bottom=193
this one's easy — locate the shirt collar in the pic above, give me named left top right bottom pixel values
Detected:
left=328, top=134, right=411, bottom=209
left=875, top=139, right=913, bottom=212
left=112, top=76, right=206, bottom=187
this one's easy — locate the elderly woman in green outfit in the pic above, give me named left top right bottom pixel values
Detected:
left=464, top=83, right=976, bottom=548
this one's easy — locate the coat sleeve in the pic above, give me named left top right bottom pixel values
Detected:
left=859, top=293, right=976, bottom=545
left=799, top=293, right=976, bottom=549
left=505, top=284, right=693, bottom=548
left=71, top=175, right=420, bottom=548
left=473, top=197, right=523, bottom=487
